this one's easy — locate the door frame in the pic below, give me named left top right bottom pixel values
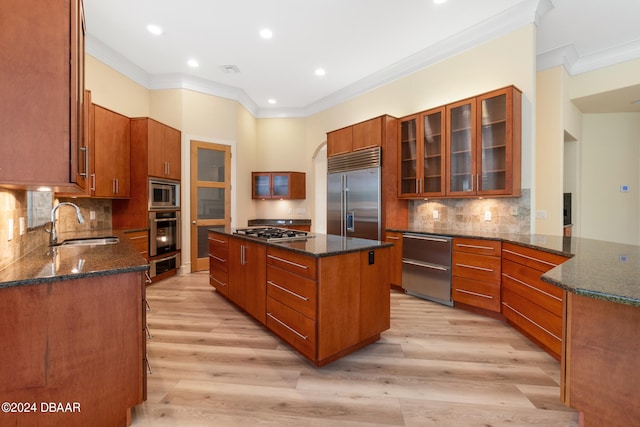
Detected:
left=189, top=139, right=232, bottom=272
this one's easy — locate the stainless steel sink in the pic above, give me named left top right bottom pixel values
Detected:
left=52, top=236, right=119, bottom=247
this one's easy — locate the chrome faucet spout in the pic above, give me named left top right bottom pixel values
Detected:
left=48, top=202, right=85, bottom=245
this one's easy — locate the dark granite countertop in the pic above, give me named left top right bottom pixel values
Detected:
left=387, top=227, right=640, bottom=307
left=0, top=229, right=149, bottom=289
left=211, top=228, right=392, bottom=258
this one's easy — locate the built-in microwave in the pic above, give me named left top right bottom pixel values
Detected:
left=149, top=178, right=179, bottom=210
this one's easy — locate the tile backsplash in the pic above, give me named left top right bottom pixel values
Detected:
left=409, top=189, right=531, bottom=234
left=0, top=188, right=112, bottom=272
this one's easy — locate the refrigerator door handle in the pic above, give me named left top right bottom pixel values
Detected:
left=346, top=211, right=355, bottom=232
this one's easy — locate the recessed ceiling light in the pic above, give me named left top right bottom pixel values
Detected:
left=268, top=99, right=277, bottom=104
left=433, top=0, right=447, bottom=4
left=315, top=68, right=326, bottom=76
left=260, top=28, right=273, bottom=39
left=147, top=24, right=163, bottom=35
left=187, top=59, right=199, bottom=68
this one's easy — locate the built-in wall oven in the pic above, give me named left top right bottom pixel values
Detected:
left=149, top=210, right=181, bottom=277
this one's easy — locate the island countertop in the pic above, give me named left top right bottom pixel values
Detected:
left=211, top=228, right=392, bottom=258
left=387, top=227, right=640, bottom=307
left=0, top=229, right=149, bottom=289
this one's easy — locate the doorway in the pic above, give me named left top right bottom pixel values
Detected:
left=190, top=140, right=231, bottom=271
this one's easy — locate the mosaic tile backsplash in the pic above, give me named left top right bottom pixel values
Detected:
left=0, top=189, right=112, bottom=272
left=409, top=189, right=531, bottom=234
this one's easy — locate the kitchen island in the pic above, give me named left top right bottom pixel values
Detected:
left=0, top=230, right=149, bottom=427
left=387, top=227, right=640, bottom=427
left=208, top=228, right=392, bottom=366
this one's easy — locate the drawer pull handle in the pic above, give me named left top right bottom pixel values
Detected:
left=268, top=255, right=309, bottom=270
left=208, top=237, right=227, bottom=244
left=455, top=288, right=493, bottom=299
left=402, top=259, right=447, bottom=271
left=130, top=235, right=147, bottom=241
left=403, top=234, right=450, bottom=243
left=209, top=276, right=227, bottom=287
left=502, top=302, right=561, bottom=342
left=267, top=313, right=308, bottom=340
left=268, top=281, right=309, bottom=301
left=386, top=236, right=400, bottom=240
left=502, top=249, right=559, bottom=268
left=502, top=273, right=562, bottom=302
left=210, top=255, right=227, bottom=263
left=456, top=243, right=495, bottom=250
left=456, top=263, right=493, bottom=272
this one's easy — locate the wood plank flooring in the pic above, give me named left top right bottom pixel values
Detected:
left=131, top=272, right=578, bottom=426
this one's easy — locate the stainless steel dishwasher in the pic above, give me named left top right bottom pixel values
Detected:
left=402, top=233, right=453, bottom=306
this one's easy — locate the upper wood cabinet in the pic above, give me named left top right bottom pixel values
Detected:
left=147, top=119, right=181, bottom=180
left=398, top=107, right=446, bottom=198
left=446, top=86, right=522, bottom=197
left=92, top=104, right=131, bottom=198
left=0, top=0, right=86, bottom=191
left=327, top=116, right=383, bottom=157
left=252, top=172, right=306, bottom=199
left=398, top=86, right=522, bottom=199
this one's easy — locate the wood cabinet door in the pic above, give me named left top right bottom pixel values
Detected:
left=446, top=97, right=477, bottom=196
left=476, top=86, right=521, bottom=196
left=398, top=115, right=420, bottom=197
left=147, top=119, right=166, bottom=178
left=164, top=125, right=181, bottom=180
left=229, top=238, right=267, bottom=324
left=420, top=107, right=446, bottom=196
left=93, top=105, right=130, bottom=198
left=352, top=116, right=382, bottom=151
left=384, top=231, right=403, bottom=287
left=327, top=126, right=352, bottom=157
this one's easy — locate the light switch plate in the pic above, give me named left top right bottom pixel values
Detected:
left=433, top=210, right=439, bottom=220
left=7, top=218, right=14, bottom=241
left=484, top=210, right=491, bottom=221
left=19, top=217, right=25, bottom=236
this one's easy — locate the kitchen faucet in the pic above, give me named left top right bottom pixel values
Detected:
left=48, top=202, right=85, bottom=245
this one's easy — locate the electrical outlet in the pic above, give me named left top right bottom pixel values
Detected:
left=7, top=218, right=14, bottom=241
left=433, top=210, right=439, bottom=220
left=90, top=210, right=96, bottom=220
left=484, top=210, right=492, bottom=221
left=19, top=217, right=25, bottom=236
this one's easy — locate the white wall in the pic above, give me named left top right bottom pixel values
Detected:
left=579, top=113, right=640, bottom=245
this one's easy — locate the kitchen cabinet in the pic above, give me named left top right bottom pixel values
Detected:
left=92, top=104, right=131, bottom=198
left=446, top=86, right=521, bottom=197
left=229, top=237, right=267, bottom=324
left=147, top=119, right=181, bottom=180
left=327, top=116, right=384, bottom=157
left=0, top=270, right=144, bottom=426
left=208, top=232, right=230, bottom=299
left=0, top=0, right=86, bottom=191
left=398, top=107, right=446, bottom=197
left=112, top=117, right=182, bottom=230
left=501, top=242, right=568, bottom=360
left=452, top=238, right=502, bottom=313
left=384, top=231, right=403, bottom=287
left=252, top=172, right=306, bottom=199
left=125, top=229, right=149, bottom=260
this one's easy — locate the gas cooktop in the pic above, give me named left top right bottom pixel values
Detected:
left=233, top=227, right=313, bottom=242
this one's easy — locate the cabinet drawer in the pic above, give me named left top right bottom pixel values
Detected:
left=453, top=238, right=501, bottom=256
left=267, top=296, right=316, bottom=360
left=267, top=265, right=317, bottom=319
left=267, top=247, right=317, bottom=280
left=208, top=233, right=229, bottom=248
left=452, top=252, right=501, bottom=283
left=208, top=245, right=228, bottom=273
left=209, top=258, right=229, bottom=293
left=502, top=259, right=563, bottom=316
left=452, top=276, right=501, bottom=312
left=502, top=243, right=568, bottom=272
left=502, top=287, right=562, bottom=357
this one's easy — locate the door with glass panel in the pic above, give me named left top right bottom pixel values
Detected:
left=190, top=141, right=231, bottom=271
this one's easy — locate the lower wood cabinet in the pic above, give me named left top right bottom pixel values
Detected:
left=0, top=271, right=145, bottom=426
left=384, top=231, right=403, bottom=287
left=125, top=229, right=149, bottom=260
left=501, top=242, right=568, bottom=360
left=208, top=231, right=391, bottom=366
left=452, top=238, right=502, bottom=312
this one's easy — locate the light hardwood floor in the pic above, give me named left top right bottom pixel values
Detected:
left=131, top=272, right=578, bottom=426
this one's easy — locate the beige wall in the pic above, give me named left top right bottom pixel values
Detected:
left=579, top=113, right=640, bottom=244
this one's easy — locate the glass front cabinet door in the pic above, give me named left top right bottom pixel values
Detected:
left=398, top=108, right=445, bottom=198
left=446, top=98, right=476, bottom=196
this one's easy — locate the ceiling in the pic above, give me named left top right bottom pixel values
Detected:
left=84, top=0, right=640, bottom=117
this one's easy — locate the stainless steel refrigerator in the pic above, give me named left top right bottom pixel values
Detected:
left=327, top=147, right=381, bottom=240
